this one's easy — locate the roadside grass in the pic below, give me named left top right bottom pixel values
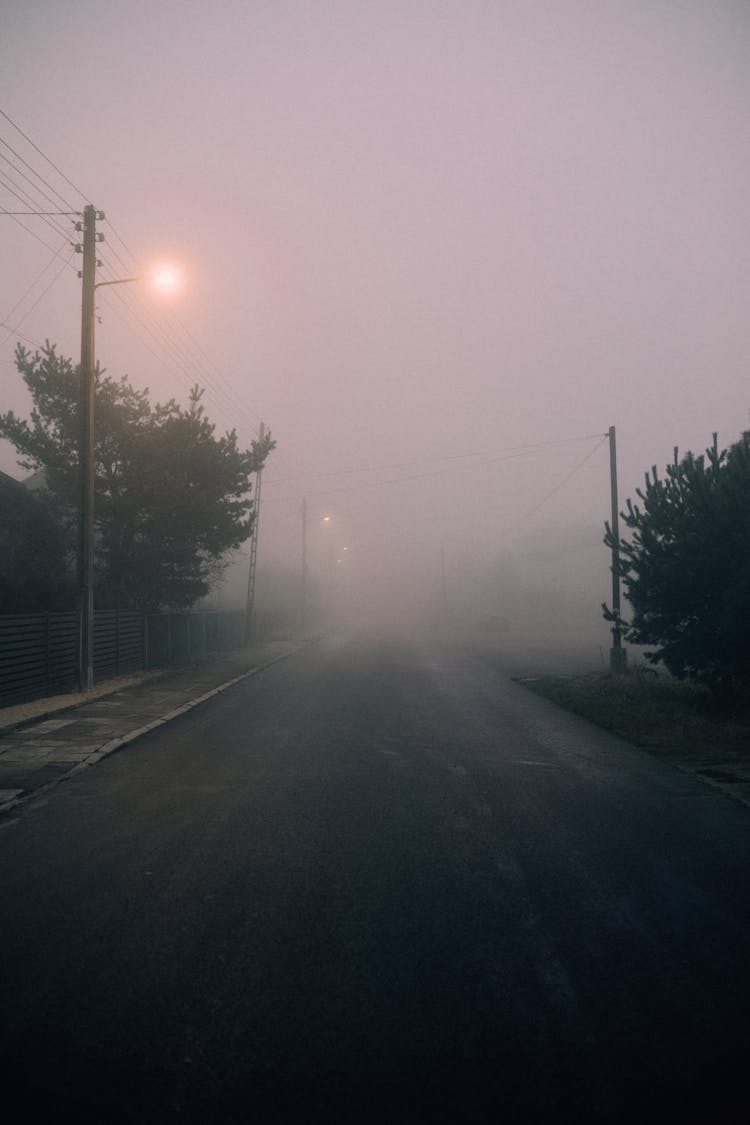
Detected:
left=523, top=666, right=750, bottom=757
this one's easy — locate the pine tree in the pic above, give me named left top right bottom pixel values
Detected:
left=0, top=344, right=274, bottom=611
left=604, top=432, right=750, bottom=693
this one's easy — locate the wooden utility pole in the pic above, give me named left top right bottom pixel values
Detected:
left=244, top=421, right=265, bottom=645
left=300, top=496, right=308, bottom=632
left=608, top=425, right=626, bottom=672
left=76, top=204, right=102, bottom=691
left=74, top=211, right=140, bottom=689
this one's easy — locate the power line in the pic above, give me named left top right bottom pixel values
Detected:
left=502, top=435, right=609, bottom=536
left=0, top=322, right=46, bottom=352
left=0, top=250, right=75, bottom=350
left=265, top=433, right=606, bottom=486
left=0, top=235, right=73, bottom=344
left=0, top=159, right=77, bottom=243
left=0, top=136, right=81, bottom=216
left=303, top=448, right=553, bottom=498
left=0, top=131, right=79, bottom=213
left=1, top=113, right=274, bottom=460
left=94, top=255, right=267, bottom=441
left=0, top=208, right=75, bottom=259
left=97, top=218, right=267, bottom=432
left=93, top=279, right=263, bottom=442
left=170, top=311, right=265, bottom=427
left=0, top=108, right=89, bottom=205
left=98, top=217, right=271, bottom=437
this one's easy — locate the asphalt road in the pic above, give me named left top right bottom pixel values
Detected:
left=1, top=632, right=749, bottom=1124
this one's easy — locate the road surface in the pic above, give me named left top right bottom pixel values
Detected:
left=1, top=632, right=748, bottom=1123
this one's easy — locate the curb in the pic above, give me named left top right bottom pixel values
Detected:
left=0, top=646, right=301, bottom=818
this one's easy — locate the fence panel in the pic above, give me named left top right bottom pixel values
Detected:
left=117, top=611, right=146, bottom=675
left=47, top=613, right=79, bottom=696
left=93, top=610, right=147, bottom=680
left=0, top=612, right=78, bottom=707
left=2, top=608, right=247, bottom=708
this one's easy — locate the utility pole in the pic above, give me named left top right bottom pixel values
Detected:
left=300, top=496, right=308, bottom=633
left=244, top=421, right=265, bottom=645
left=75, top=204, right=104, bottom=691
left=608, top=425, right=626, bottom=673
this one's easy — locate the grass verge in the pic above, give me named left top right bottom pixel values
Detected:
left=522, top=668, right=750, bottom=757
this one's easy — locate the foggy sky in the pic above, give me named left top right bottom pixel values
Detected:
left=2, top=0, right=749, bottom=619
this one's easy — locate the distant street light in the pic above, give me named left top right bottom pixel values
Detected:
left=300, top=505, right=339, bottom=631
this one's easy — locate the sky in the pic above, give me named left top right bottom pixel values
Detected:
left=2, top=0, right=749, bottom=623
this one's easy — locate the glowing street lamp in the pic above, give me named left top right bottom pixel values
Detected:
left=152, top=265, right=178, bottom=291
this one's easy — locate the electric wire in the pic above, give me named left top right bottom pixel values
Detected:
left=93, top=277, right=264, bottom=443
left=98, top=217, right=270, bottom=440
left=502, top=435, right=610, bottom=536
left=301, top=445, right=579, bottom=499
left=170, top=312, right=265, bottom=430
left=265, top=433, right=606, bottom=485
left=0, top=113, right=274, bottom=485
left=0, top=323, right=46, bottom=352
left=95, top=278, right=232, bottom=410
left=94, top=253, right=267, bottom=440
left=99, top=221, right=268, bottom=433
left=0, top=109, right=89, bottom=205
left=0, top=141, right=80, bottom=215
left=1, top=119, right=395, bottom=496
left=0, top=131, right=79, bottom=213
left=0, top=250, right=75, bottom=351
left=0, top=235, right=74, bottom=347
left=0, top=161, right=75, bottom=243
left=0, top=208, right=76, bottom=260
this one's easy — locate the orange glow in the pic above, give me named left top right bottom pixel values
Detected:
left=150, top=263, right=183, bottom=295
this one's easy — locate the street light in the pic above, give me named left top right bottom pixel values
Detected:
left=299, top=505, right=338, bottom=632
left=76, top=203, right=180, bottom=690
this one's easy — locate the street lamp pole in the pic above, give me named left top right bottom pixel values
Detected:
left=300, top=496, right=308, bottom=633
left=76, top=204, right=139, bottom=691
left=76, top=204, right=101, bottom=691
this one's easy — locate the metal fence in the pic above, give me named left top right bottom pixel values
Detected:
left=0, top=608, right=247, bottom=708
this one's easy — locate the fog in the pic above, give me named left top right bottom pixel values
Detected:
left=2, top=1, right=749, bottom=663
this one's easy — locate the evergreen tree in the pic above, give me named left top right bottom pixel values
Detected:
left=0, top=343, right=274, bottom=611
left=0, top=472, right=74, bottom=612
left=604, top=432, right=750, bottom=692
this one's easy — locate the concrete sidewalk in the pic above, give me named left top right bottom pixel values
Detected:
left=0, top=640, right=303, bottom=816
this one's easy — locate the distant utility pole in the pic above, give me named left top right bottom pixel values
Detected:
left=300, top=496, right=308, bottom=632
left=75, top=203, right=104, bottom=692
left=244, top=421, right=265, bottom=645
left=608, top=425, right=627, bottom=673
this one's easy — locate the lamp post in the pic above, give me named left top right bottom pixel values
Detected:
left=75, top=204, right=146, bottom=691
left=299, top=506, right=334, bottom=634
